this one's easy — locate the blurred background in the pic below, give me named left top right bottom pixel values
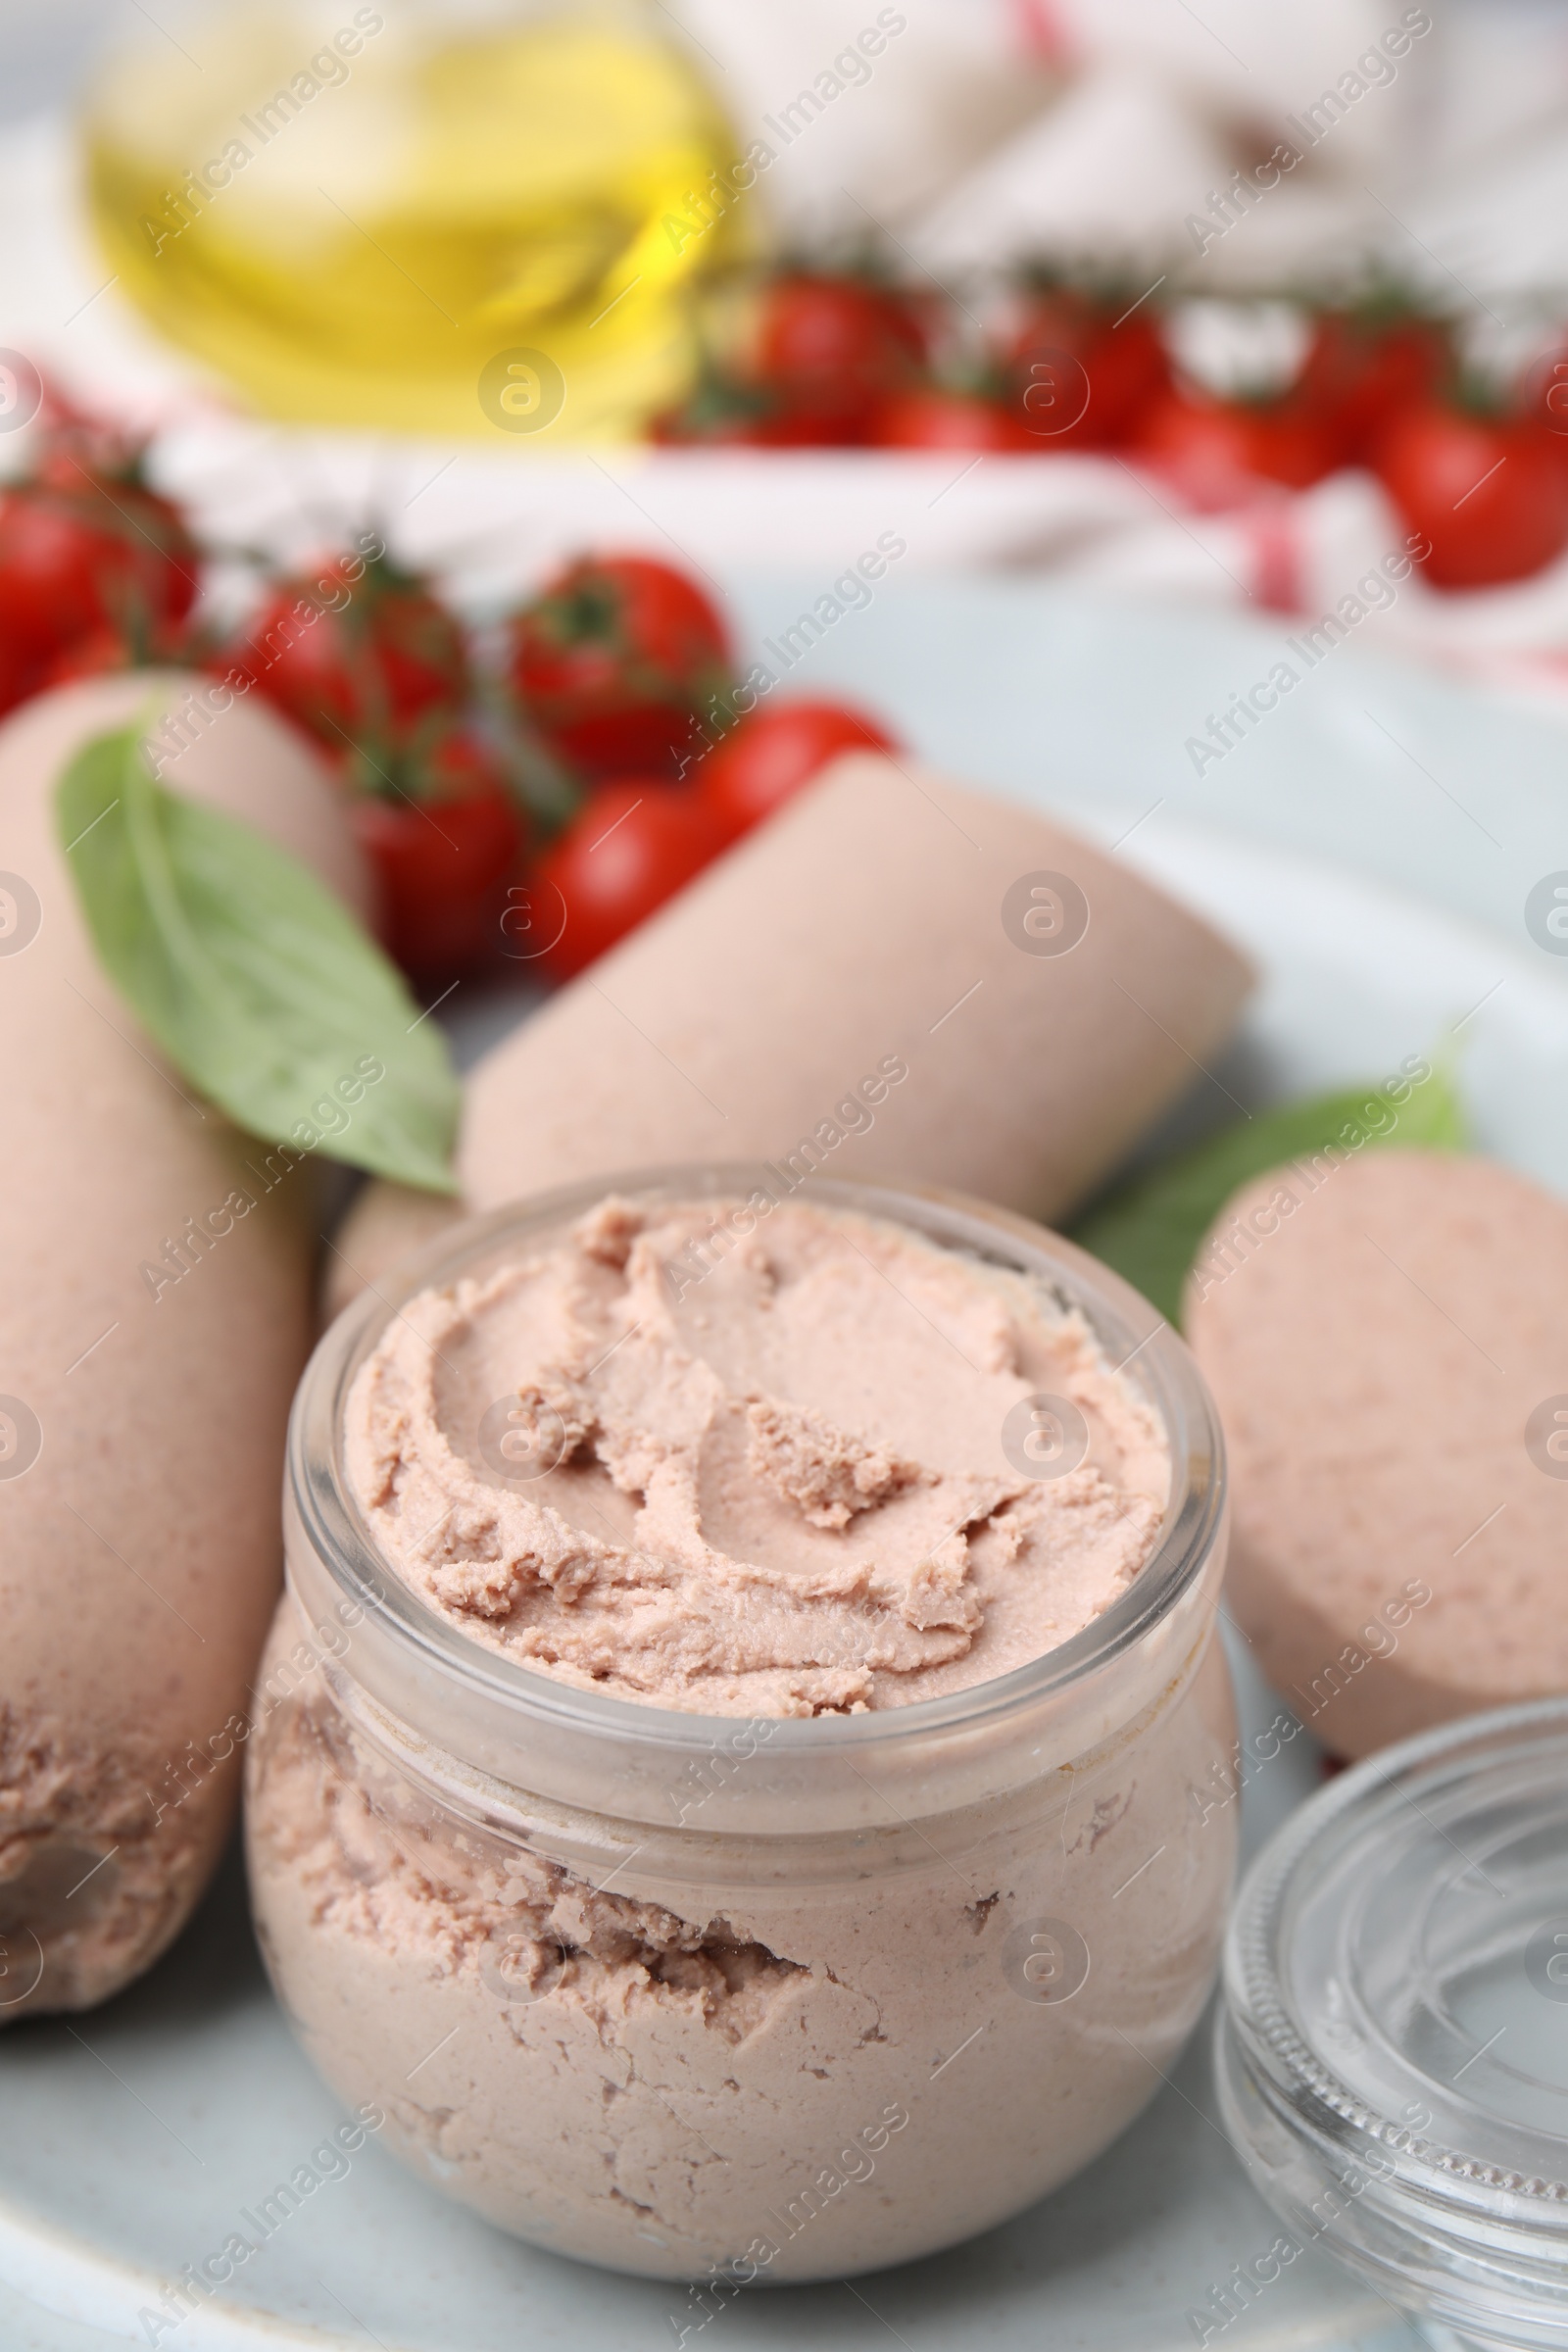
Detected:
left=11, top=1, right=1568, bottom=607
left=4, top=0, right=1568, bottom=1003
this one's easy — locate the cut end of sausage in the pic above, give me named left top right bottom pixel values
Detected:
left=0, top=1707, right=236, bottom=2021
left=1186, top=1147, right=1568, bottom=1759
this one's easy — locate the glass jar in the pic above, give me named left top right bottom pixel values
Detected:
left=246, top=1167, right=1236, bottom=2282
left=81, top=0, right=749, bottom=437
left=1218, top=1696, right=1568, bottom=2352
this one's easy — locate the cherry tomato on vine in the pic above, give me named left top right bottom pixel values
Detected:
left=213, top=550, right=467, bottom=754
left=0, top=458, right=198, bottom=709
left=696, top=700, right=900, bottom=844
left=1132, top=387, right=1341, bottom=508
left=349, top=729, right=526, bottom=986
left=1373, top=401, right=1568, bottom=589
left=751, top=273, right=927, bottom=444
left=1297, top=309, right=1450, bottom=460
left=533, top=779, right=721, bottom=980
left=41, top=619, right=188, bottom=689
left=1003, top=287, right=1169, bottom=449
left=868, top=389, right=1035, bottom=452
left=506, top=554, right=732, bottom=781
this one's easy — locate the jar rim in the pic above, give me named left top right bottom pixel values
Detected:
left=289, top=1163, right=1225, bottom=1772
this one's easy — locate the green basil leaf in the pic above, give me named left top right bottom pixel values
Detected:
left=57, top=719, right=460, bottom=1192
left=1070, top=1062, right=1466, bottom=1327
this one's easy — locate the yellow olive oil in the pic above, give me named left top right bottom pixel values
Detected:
left=83, top=4, right=751, bottom=438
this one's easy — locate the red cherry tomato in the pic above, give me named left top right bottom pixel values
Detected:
left=0, top=492, right=116, bottom=662
left=0, top=633, right=42, bottom=715
left=752, top=274, right=926, bottom=443
left=868, top=389, right=1036, bottom=452
left=744, top=401, right=874, bottom=450
left=40, top=619, right=188, bottom=689
left=213, top=551, right=467, bottom=755
left=506, top=554, right=732, bottom=780
left=1004, top=288, right=1169, bottom=449
left=696, top=700, right=900, bottom=844
left=533, top=780, right=720, bottom=981
left=1132, top=387, right=1342, bottom=509
left=350, top=731, right=525, bottom=987
left=0, top=463, right=198, bottom=709
left=1372, top=402, right=1568, bottom=589
left=1297, top=311, right=1450, bottom=460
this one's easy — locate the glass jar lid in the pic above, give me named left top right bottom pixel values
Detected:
left=1218, top=1697, right=1568, bottom=2352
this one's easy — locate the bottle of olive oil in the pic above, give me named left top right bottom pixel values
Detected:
left=82, top=1, right=750, bottom=438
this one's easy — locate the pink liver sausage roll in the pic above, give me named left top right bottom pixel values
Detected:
left=1186, top=1149, right=1568, bottom=1759
left=328, top=756, right=1252, bottom=1307
left=0, top=675, right=369, bottom=2018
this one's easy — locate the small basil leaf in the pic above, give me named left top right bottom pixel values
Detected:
left=1070, top=1063, right=1465, bottom=1327
left=57, top=719, right=460, bottom=1192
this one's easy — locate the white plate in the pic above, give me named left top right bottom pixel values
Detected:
left=8, top=580, right=1568, bottom=2352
